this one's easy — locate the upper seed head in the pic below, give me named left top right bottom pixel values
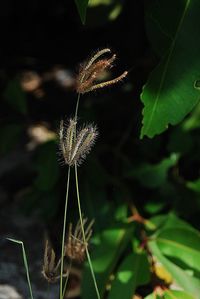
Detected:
left=76, top=48, right=128, bottom=94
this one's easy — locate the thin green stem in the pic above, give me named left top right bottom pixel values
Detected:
left=74, top=163, right=101, bottom=299
left=60, top=166, right=71, bottom=299
left=62, top=260, right=72, bottom=299
left=21, top=242, right=34, bottom=299
left=7, top=238, right=34, bottom=299
left=75, top=93, right=81, bottom=122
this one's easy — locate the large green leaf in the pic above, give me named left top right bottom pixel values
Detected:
left=82, top=225, right=134, bottom=299
left=155, top=227, right=200, bottom=273
left=108, top=252, right=150, bottom=299
left=75, top=0, right=89, bottom=24
left=148, top=239, right=200, bottom=297
left=141, top=0, right=200, bottom=138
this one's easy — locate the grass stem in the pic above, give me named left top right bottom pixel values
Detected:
left=74, top=163, right=101, bottom=299
left=7, top=238, right=34, bottom=299
left=60, top=166, right=71, bottom=299
left=62, top=260, right=72, bottom=298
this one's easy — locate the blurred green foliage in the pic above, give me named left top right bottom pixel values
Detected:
left=1, top=0, right=200, bottom=298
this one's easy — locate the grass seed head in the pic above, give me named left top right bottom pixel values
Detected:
left=42, top=240, right=61, bottom=283
left=65, top=218, right=94, bottom=263
left=59, top=119, right=98, bottom=166
left=76, top=48, right=128, bottom=94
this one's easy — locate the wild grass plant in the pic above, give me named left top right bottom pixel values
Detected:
left=59, top=48, right=127, bottom=299
left=7, top=49, right=127, bottom=299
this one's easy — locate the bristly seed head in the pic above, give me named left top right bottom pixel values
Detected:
left=42, top=240, right=68, bottom=283
left=76, top=48, right=128, bottom=94
left=59, top=118, right=98, bottom=166
left=65, top=218, right=94, bottom=263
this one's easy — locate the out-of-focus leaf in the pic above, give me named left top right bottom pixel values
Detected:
left=154, top=262, right=172, bottom=284
left=0, top=124, right=23, bottom=155
left=159, top=213, right=199, bottom=234
left=144, top=200, right=166, bottom=215
left=20, top=187, right=61, bottom=221
left=145, top=294, right=162, bottom=299
left=33, top=141, right=59, bottom=191
left=167, top=127, right=193, bottom=155
left=144, top=0, right=186, bottom=57
left=187, top=179, right=200, bottom=193
left=141, top=0, right=200, bottom=138
left=75, top=0, right=89, bottom=24
left=182, top=102, right=200, bottom=131
left=4, top=78, right=27, bottom=115
left=128, top=154, right=178, bottom=188
left=148, top=237, right=200, bottom=297
left=86, top=0, right=123, bottom=26
left=155, top=227, right=200, bottom=274
left=108, top=252, right=150, bottom=299
left=145, top=290, right=194, bottom=299
left=82, top=224, right=135, bottom=299
left=163, top=290, right=194, bottom=299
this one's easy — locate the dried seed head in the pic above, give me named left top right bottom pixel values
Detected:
left=65, top=218, right=94, bottom=263
left=42, top=240, right=69, bottom=283
left=76, top=48, right=128, bottom=94
left=42, top=240, right=62, bottom=283
left=59, top=119, right=98, bottom=166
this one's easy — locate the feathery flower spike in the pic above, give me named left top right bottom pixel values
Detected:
left=59, top=118, right=98, bottom=166
left=76, top=48, right=128, bottom=94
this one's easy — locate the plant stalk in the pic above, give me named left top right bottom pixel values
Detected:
left=74, top=163, right=101, bottom=299
left=60, top=166, right=71, bottom=299
left=62, top=260, right=72, bottom=298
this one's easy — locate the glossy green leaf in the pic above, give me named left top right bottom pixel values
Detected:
left=148, top=240, right=200, bottom=297
left=4, top=78, right=27, bottom=115
left=82, top=225, right=135, bottom=299
left=128, top=154, right=178, bottom=188
left=163, top=290, right=194, bottom=299
left=75, top=0, right=89, bottom=24
left=155, top=227, right=200, bottom=273
left=141, top=0, right=200, bottom=138
left=108, top=252, right=150, bottom=299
